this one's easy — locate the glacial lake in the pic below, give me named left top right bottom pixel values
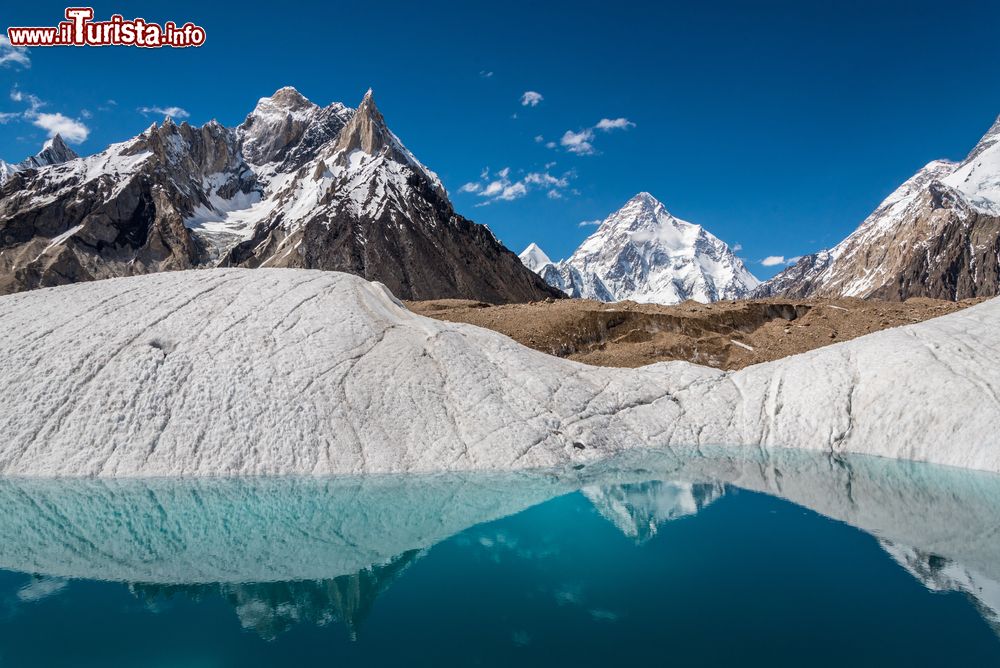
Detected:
left=0, top=448, right=997, bottom=666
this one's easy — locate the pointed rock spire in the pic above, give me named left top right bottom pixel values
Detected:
left=16, top=133, right=79, bottom=170
left=333, top=88, right=394, bottom=156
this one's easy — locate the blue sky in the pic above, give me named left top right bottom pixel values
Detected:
left=1, top=1, right=999, bottom=278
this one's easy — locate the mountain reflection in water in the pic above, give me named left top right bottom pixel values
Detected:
left=0, top=447, right=998, bottom=657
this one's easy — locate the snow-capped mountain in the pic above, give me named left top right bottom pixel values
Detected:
left=522, top=193, right=759, bottom=304
left=518, top=242, right=552, bottom=272
left=0, top=88, right=558, bottom=302
left=0, top=134, right=79, bottom=185
left=756, top=115, right=1000, bottom=300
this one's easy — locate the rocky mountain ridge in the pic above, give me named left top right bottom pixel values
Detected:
left=757, top=115, right=1000, bottom=300
left=0, top=88, right=558, bottom=302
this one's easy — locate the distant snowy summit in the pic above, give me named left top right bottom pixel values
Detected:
left=757, top=114, right=1000, bottom=301
left=0, top=134, right=78, bottom=185
left=0, top=87, right=557, bottom=303
left=521, top=192, right=759, bottom=304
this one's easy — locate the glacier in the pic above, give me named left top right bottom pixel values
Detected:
left=0, top=267, right=997, bottom=477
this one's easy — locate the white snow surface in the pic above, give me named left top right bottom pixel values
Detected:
left=0, top=268, right=997, bottom=477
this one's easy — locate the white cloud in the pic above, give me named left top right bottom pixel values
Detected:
left=500, top=182, right=527, bottom=200
left=80, top=109, right=92, bottom=119
left=561, top=129, right=595, bottom=155
left=10, top=87, right=43, bottom=115
left=138, top=105, right=190, bottom=119
left=556, top=117, right=636, bottom=155
left=520, top=91, right=543, bottom=107
left=534, top=135, right=544, bottom=143
left=545, top=141, right=557, bottom=149
left=460, top=166, right=574, bottom=204
left=0, top=37, right=30, bottom=68
left=595, top=117, right=635, bottom=131
left=32, top=112, right=89, bottom=143
left=482, top=180, right=505, bottom=197
left=4, top=87, right=89, bottom=142
left=523, top=171, right=568, bottom=188
left=578, top=219, right=602, bottom=227
left=761, top=255, right=802, bottom=267
left=732, top=243, right=743, bottom=252
left=479, top=70, right=494, bottom=78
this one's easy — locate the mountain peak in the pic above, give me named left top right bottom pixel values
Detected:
left=355, top=88, right=384, bottom=124
left=940, top=112, right=1000, bottom=216
left=12, top=133, right=80, bottom=172
left=617, top=191, right=670, bottom=221
left=330, top=89, right=446, bottom=196
left=238, top=86, right=324, bottom=166
left=333, top=90, right=394, bottom=157
left=533, top=193, right=758, bottom=304
left=265, top=86, right=314, bottom=110
left=519, top=243, right=553, bottom=272
left=44, top=133, right=67, bottom=150
left=246, top=86, right=319, bottom=123
left=629, top=191, right=658, bottom=204
left=36, top=134, right=78, bottom=164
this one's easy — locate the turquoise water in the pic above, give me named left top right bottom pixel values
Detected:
left=0, top=449, right=998, bottom=666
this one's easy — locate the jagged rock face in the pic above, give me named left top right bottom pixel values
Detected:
left=757, top=117, right=1000, bottom=301
left=522, top=193, right=758, bottom=304
left=19, top=134, right=79, bottom=170
left=0, top=88, right=558, bottom=302
left=0, top=119, right=254, bottom=293
left=237, top=87, right=320, bottom=166
left=236, top=86, right=353, bottom=174
left=217, top=89, right=557, bottom=302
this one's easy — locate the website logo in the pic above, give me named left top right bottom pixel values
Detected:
left=7, top=7, right=206, bottom=48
